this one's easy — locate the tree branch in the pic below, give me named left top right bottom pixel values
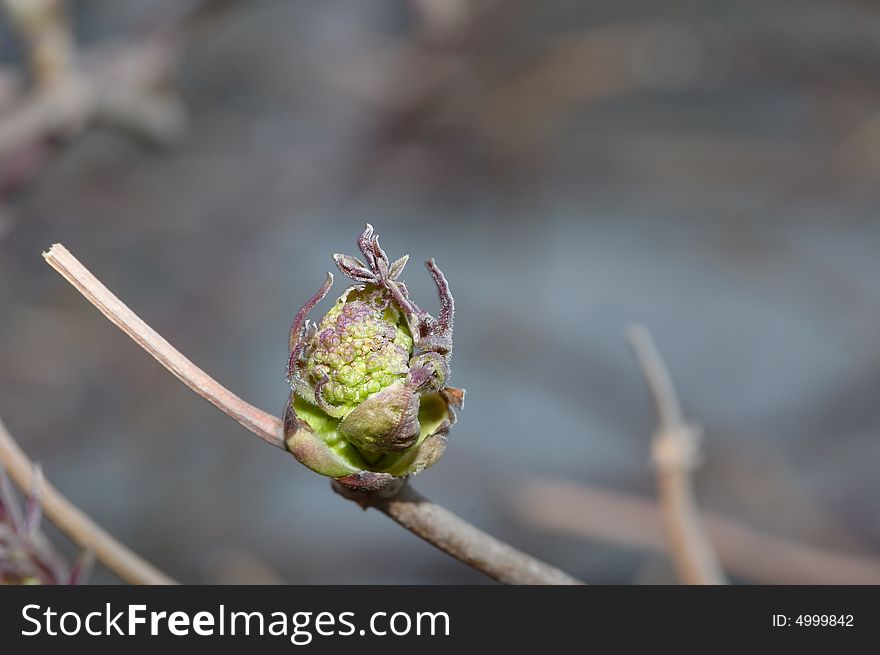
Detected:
left=627, top=325, right=726, bottom=584
left=43, top=244, right=284, bottom=449
left=514, top=478, right=880, bottom=585
left=0, top=1, right=196, bottom=162
left=333, top=482, right=582, bottom=585
left=0, top=417, right=175, bottom=585
left=2, top=0, right=75, bottom=88
left=43, top=243, right=584, bottom=585
left=0, top=76, right=93, bottom=159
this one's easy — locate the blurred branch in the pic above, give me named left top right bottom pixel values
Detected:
left=0, top=0, right=205, bottom=165
left=627, top=325, right=726, bottom=584
left=408, top=0, right=472, bottom=46
left=3, top=0, right=75, bottom=87
left=43, top=243, right=584, bottom=585
left=514, top=479, right=880, bottom=585
left=0, top=37, right=187, bottom=160
left=0, top=75, right=94, bottom=158
left=2, top=0, right=75, bottom=87
left=0, top=417, right=175, bottom=585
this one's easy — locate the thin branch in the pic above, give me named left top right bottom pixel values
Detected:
left=0, top=417, right=175, bottom=585
left=2, top=0, right=76, bottom=87
left=0, top=39, right=187, bottom=160
left=44, top=243, right=584, bottom=584
left=626, top=324, right=726, bottom=584
left=333, top=482, right=583, bottom=585
left=43, top=244, right=284, bottom=450
left=0, top=2, right=202, bottom=162
left=0, top=76, right=93, bottom=157
left=514, top=479, right=880, bottom=585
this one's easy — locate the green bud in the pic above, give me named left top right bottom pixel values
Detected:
left=304, top=287, right=412, bottom=417
left=285, top=225, right=463, bottom=490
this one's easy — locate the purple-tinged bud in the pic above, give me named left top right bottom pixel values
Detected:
left=285, top=225, right=464, bottom=489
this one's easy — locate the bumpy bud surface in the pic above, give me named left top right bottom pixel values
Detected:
left=285, top=225, right=464, bottom=489
left=304, top=288, right=412, bottom=415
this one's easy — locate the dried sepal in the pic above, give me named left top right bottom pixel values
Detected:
left=333, top=254, right=374, bottom=283
left=0, top=465, right=89, bottom=585
left=334, top=471, right=399, bottom=495
left=389, top=255, right=409, bottom=280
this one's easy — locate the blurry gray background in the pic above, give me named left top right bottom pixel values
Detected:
left=1, top=0, right=879, bottom=583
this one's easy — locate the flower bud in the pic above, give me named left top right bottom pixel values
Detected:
left=285, top=225, right=464, bottom=490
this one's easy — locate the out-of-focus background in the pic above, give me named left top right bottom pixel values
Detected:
left=1, top=0, right=879, bottom=584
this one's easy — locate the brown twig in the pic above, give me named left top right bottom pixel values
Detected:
left=514, top=479, right=880, bottom=585
left=626, top=324, right=726, bottom=584
left=334, top=482, right=582, bottom=585
left=43, top=243, right=584, bottom=585
left=43, top=244, right=284, bottom=449
left=0, top=418, right=175, bottom=585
